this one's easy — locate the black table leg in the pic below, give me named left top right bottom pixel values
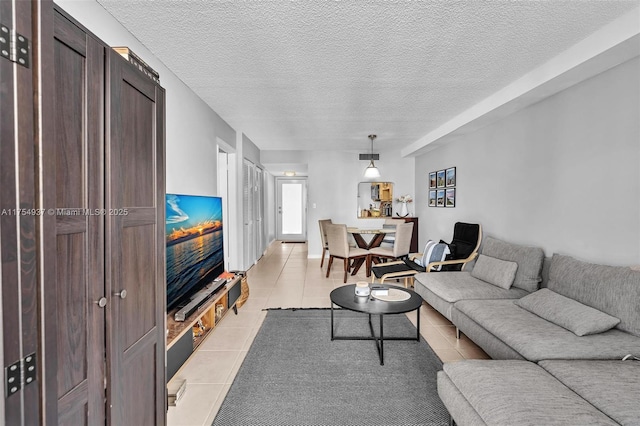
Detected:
left=330, top=303, right=334, bottom=341
left=416, top=305, right=420, bottom=341
left=367, top=314, right=385, bottom=365
left=379, top=314, right=384, bottom=365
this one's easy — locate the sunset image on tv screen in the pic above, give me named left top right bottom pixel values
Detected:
left=165, top=194, right=224, bottom=310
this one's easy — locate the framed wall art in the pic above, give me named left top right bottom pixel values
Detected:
left=446, top=167, right=456, bottom=187
left=428, top=190, right=436, bottom=207
left=429, top=172, right=436, bottom=189
left=436, top=189, right=445, bottom=207
left=445, top=188, right=456, bottom=207
left=436, top=170, right=445, bottom=188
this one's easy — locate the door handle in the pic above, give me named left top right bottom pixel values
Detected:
left=113, top=289, right=127, bottom=299
left=94, top=297, right=107, bottom=308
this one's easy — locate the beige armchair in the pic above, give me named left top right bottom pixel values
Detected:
left=325, top=223, right=370, bottom=283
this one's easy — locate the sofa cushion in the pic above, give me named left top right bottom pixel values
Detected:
left=413, top=282, right=459, bottom=321
left=413, top=272, right=529, bottom=304
left=539, top=360, right=640, bottom=426
left=436, top=371, right=487, bottom=426
left=441, top=360, right=618, bottom=426
left=413, top=271, right=529, bottom=321
left=451, top=308, right=527, bottom=360
left=547, top=253, right=640, bottom=337
left=453, top=299, right=640, bottom=361
left=515, top=289, right=620, bottom=336
left=471, top=254, right=518, bottom=289
left=480, top=237, right=544, bottom=293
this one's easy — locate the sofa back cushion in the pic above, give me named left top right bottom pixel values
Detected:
left=515, top=289, right=620, bottom=336
left=480, top=237, right=544, bottom=292
left=547, top=254, right=640, bottom=337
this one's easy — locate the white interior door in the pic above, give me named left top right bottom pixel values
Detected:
left=218, top=149, right=230, bottom=270
left=256, top=167, right=265, bottom=257
left=243, top=159, right=255, bottom=269
left=276, top=178, right=307, bottom=242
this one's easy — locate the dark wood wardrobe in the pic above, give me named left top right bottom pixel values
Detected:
left=1, top=1, right=167, bottom=424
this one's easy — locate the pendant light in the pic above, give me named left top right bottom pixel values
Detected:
left=364, top=134, right=381, bottom=179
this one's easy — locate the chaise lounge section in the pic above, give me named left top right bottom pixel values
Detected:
left=438, top=359, right=640, bottom=426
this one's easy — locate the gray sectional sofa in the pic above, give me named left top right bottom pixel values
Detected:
left=412, top=236, right=640, bottom=425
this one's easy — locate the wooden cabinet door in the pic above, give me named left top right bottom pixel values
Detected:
left=106, top=49, right=166, bottom=426
left=45, top=10, right=107, bottom=425
left=0, top=0, right=40, bottom=424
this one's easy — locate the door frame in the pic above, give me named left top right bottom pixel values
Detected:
left=275, top=177, right=308, bottom=242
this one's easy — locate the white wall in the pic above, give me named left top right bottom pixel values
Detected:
left=414, top=57, right=640, bottom=266
left=55, top=0, right=242, bottom=266
left=242, top=134, right=261, bottom=165
left=307, top=150, right=415, bottom=258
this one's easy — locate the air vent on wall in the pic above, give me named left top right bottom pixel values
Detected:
left=359, top=153, right=379, bottom=161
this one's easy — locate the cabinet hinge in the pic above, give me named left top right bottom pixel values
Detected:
left=4, top=353, right=36, bottom=398
left=0, top=23, right=30, bottom=68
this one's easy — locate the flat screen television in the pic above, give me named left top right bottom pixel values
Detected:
left=166, top=193, right=224, bottom=311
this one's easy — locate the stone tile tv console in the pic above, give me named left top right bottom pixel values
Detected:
left=166, top=275, right=243, bottom=381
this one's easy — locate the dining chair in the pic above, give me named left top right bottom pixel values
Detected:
left=367, top=222, right=414, bottom=285
left=318, top=219, right=332, bottom=268
left=381, top=218, right=404, bottom=247
left=325, top=223, right=370, bottom=283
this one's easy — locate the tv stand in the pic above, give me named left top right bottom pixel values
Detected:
left=166, top=275, right=242, bottom=382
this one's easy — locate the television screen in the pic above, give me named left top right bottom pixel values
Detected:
left=166, top=194, right=224, bottom=311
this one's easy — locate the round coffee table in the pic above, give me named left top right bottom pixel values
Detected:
left=329, top=284, right=423, bottom=365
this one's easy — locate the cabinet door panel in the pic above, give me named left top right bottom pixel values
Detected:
left=107, top=49, right=166, bottom=426
left=47, top=10, right=106, bottom=424
left=120, top=225, right=156, bottom=349
left=120, top=81, right=155, bottom=207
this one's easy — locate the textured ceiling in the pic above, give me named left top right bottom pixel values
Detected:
left=97, top=0, right=637, bottom=154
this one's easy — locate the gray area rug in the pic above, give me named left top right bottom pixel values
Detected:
left=213, top=308, right=449, bottom=425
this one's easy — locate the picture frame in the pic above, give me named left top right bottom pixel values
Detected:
left=445, top=167, right=456, bottom=187
left=428, top=190, right=436, bottom=207
left=436, top=170, right=445, bottom=188
left=429, top=172, right=436, bottom=189
left=436, top=189, right=445, bottom=207
left=445, top=188, right=456, bottom=208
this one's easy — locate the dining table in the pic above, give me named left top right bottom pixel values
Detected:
left=347, top=226, right=396, bottom=276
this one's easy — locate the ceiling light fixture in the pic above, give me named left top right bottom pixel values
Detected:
left=284, top=171, right=296, bottom=177
left=364, top=134, right=381, bottom=179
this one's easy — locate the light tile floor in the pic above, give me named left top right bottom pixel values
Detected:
left=167, top=241, right=489, bottom=426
